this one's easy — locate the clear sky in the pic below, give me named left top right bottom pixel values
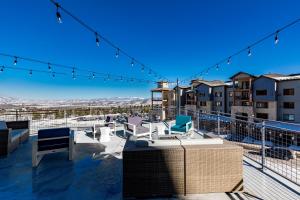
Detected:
left=0, top=0, right=300, bottom=99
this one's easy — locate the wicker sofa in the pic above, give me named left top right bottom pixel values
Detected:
left=123, top=137, right=243, bottom=198
left=0, top=120, right=30, bottom=156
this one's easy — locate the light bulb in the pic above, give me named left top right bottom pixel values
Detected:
left=14, top=57, right=18, bottom=65
left=115, top=48, right=119, bottom=58
left=48, top=63, right=52, bottom=71
left=247, top=47, right=252, bottom=57
left=56, top=3, right=62, bottom=24
left=95, top=33, right=100, bottom=47
left=216, top=64, right=219, bottom=70
left=227, top=57, right=231, bottom=65
left=29, top=70, right=32, bottom=76
left=131, top=59, right=134, bottom=67
left=92, top=73, right=95, bottom=79
left=275, top=31, right=279, bottom=45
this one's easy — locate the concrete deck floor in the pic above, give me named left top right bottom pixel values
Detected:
left=0, top=129, right=299, bottom=200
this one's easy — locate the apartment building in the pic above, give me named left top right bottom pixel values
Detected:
left=230, top=72, right=256, bottom=120
left=151, top=81, right=175, bottom=120
left=194, top=80, right=227, bottom=113
left=252, top=74, right=300, bottom=123
left=180, top=72, right=300, bottom=123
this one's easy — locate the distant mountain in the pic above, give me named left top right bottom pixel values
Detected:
left=0, top=96, right=151, bottom=108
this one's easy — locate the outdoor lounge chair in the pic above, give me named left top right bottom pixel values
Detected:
left=169, top=115, right=193, bottom=134
left=32, top=127, right=74, bottom=167
left=0, top=120, right=29, bottom=156
left=93, top=116, right=116, bottom=140
left=124, top=116, right=152, bottom=139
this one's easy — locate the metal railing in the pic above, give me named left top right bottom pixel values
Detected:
left=152, top=106, right=300, bottom=185
left=1, top=107, right=299, bottom=185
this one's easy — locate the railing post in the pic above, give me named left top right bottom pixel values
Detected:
left=261, top=121, right=266, bottom=170
left=217, top=112, right=220, bottom=136
left=197, top=111, right=200, bottom=132
left=64, top=110, right=68, bottom=127
left=15, top=110, right=18, bottom=121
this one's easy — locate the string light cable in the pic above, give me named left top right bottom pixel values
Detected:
left=0, top=52, right=155, bottom=84
left=181, top=16, right=300, bottom=84
left=50, top=0, right=168, bottom=81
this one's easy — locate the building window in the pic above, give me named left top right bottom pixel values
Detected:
left=199, top=101, right=206, bottom=106
left=256, top=90, right=267, bottom=96
left=283, top=114, right=295, bottom=122
left=214, top=92, right=222, bottom=97
left=256, top=102, right=268, bottom=108
left=283, top=102, right=295, bottom=109
left=215, top=101, right=222, bottom=107
left=256, top=113, right=268, bottom=119
left=283, top=88, right=294, bottom=96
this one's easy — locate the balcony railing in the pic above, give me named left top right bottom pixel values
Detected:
left=154, top=107, right=300, bottom=186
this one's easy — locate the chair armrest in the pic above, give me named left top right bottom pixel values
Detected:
left=123, top=122, right=136, bottom=135
left=186, top=121, right=192, bottom=132
left=0, top=129, right=10, bottom=142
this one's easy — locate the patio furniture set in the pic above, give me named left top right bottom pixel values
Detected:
left=0, top=115, right=244, bottom=198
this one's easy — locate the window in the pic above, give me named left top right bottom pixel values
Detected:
left=283, top=88, right=294, bottom=96
left=283, top=102, right=295, bottom=109
left=199, top=101, right=206, bottom=106
left=283, top=114, right=295, bottom=121
left=256, top=90, right=267, bottom=96
left=256, top=102, right=268, bottom=108
left=214, top=92, right=222, bottom=97
left=215, top=101, right=222, bottom=107
left=256, top=113, right=268, bottom=119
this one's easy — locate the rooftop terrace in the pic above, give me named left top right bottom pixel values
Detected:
left=0, top=123, right=299, bottom=200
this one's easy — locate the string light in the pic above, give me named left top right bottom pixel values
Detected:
left=275, top=31, right=279, bottom=44
left=0, top=66, right=4, bottom=72
left=115, top=48, right=120, bottom=58
left=131, top=58, right=134, bottom=67
left=29, top=70, right=33, bottom=76
left=49, top=0, right=167, bottom=81
left=55, top=3, right=62, bottom=24
left=216, top=64, right=219, bottom=71
left=95, top=32, right=100, bottom=47
left=181, top=17, right=300, bottom=82
left=227, top=57, right=231, bottom=65
left=92, top=72, right=95, bottom=79
left=141, top=65, right=145, bottom=73
left=52, top=72, right=55, bottom=78
left=72, top=67, right=76, bottom=79
left=0, top=52, right=156, bottom=84
left=14, top=57, right=18, bottom=65
left=247, top=47, right=252, bottom=57
left=48, top=63, right=52, bottom=71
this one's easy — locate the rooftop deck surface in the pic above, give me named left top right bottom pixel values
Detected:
left=0, top=128, right=299, bottom=200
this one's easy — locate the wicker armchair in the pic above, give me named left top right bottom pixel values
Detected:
left=0, top=120, right=30, bottom=156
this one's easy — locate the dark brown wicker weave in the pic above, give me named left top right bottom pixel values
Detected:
left=123, top=141, right=243, bottom=198
left=0, top=120, right=29, bottom=156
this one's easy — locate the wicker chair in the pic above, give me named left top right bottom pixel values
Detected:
left=0, top=120, right=29, bottom=156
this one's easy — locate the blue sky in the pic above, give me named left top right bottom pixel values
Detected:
left=0, top=0, right=300, bottom=99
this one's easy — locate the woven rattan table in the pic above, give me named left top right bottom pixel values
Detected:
left=123, top=138, right=243, bottom=198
